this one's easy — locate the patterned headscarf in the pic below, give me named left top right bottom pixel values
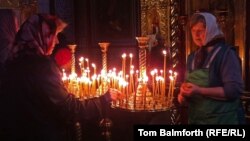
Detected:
left=0, top=9, right=18, bottom=64
left=9, top=14, right=67, bottom=59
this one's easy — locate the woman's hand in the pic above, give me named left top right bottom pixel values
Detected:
left=108, top=88, right=122, bottom=101
left=180, top=82, right=200, bottom=97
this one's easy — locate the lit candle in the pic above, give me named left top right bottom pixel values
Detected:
left=125, top=81, right=129, bottom=108
left=85, top=58, right=89, bottom=70
left=62, top=69, right=66, bottom=80
left=97, top=75, right=101, bottom=88
left=112, top=68, right=117, bottom=88
left=171, top=72, right=178, bottom=98
left=122, top=53, right=126, bottom=79
left=150, top=70, right=155, bottom=96
left=162, top=50, right=167, bottom=95
left=135, top=70, right=139, bottom=84
left=129, top=53, right=133, bottom=69
left=168, top=76, right=173, bottom=101
left=91, top=75, right=97, bottom=94
left=129, top=65, right=135, bottom=94
left=79, top=57, right=84, bottom=73
left=155, top=77, right=160, bottom=96
left=92, top=63, right=96, bottom=75
left=126, top=75, right=129, bottom=95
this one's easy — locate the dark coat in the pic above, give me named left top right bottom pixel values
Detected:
left=0, top=55, right=107, bottom=141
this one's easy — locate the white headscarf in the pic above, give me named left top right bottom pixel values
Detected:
left=194, top=12, right=224, bottom=46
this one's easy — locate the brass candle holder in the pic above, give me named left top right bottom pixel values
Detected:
left=109, top=37, right=176, bottom=112
left=68, top=44, right=77, bottom=74
left=134, top=37, right=151, bottom=110
left=136, top=37, right=149, bottom=78
left=96, top=42, right=110, bottom=95
left=67, top=44, right=80, bottom=98
left=62, top=40, right=177, bottom=111
left=98, top=42, right=110, bottom=73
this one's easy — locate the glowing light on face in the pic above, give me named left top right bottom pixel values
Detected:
left=191, top=22, right=206, bottom=47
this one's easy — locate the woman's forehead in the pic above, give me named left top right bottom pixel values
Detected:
left=192, top=22, right=205, bottom=29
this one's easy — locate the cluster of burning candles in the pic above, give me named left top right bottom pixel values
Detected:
left=62, top=41, right=177, bottom=111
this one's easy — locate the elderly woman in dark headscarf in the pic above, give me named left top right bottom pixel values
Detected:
left=1, top=14, right=120, bottom=141
left=0, top=9, right=18, bottom=78
left=9, top=14, right=66, bottom=58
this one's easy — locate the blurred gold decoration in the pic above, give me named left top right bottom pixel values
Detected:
left=19, top=0, right=37, bottom=24
left=0, top=0, right=37, bottom=24
left=0, top=0, right=37, bottom=7
left=0, top=0, right=19, bottom=8
left=140, top=0, right=169, bottom=43
left=140, top=0, right=181, bottom=70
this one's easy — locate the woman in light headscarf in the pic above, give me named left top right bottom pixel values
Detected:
left=177, top=12, right=245, bottom=124
left=1, top=14, right=120, bottom=141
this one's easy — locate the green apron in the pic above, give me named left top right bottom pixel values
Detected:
left=186, top=69, right=240, bottom=124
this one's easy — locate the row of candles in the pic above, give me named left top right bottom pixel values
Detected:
left=62, top=50, right=177, bottom=111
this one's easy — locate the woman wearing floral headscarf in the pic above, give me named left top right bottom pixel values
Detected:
left=177, top=12, right=245, bottom=124
left=0, top=14, right=121, bottom=141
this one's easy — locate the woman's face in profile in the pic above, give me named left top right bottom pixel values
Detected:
left=191, top=22, right=206, bottom=47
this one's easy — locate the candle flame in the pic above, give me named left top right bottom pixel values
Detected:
left=122, top=53, right=126, bottom=58
left=162, top=50, right=167, bottom=55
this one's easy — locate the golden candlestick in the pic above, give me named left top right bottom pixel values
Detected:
left=67, top=44, right=80, bottom=98
left=98, top=42, right=110, bottom=73
left=136, top=37, right=149, bottom=78
left=68, top=44, right=77, bottom=74
left=135, top=37, right=152, bottom=110
left=96, top=42, right=110, bottom=96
